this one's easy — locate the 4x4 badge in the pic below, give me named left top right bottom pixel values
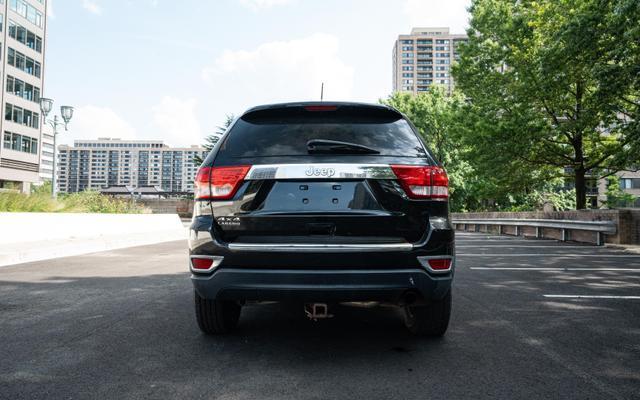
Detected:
left=217, top=216, right=241, bottom=226
left=305, top=166, right=336, bottom=177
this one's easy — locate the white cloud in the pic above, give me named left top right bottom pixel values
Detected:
left=151, top=97, right=203, bottom=147
left=61, top=106, right=137, bottom=145
left=238, top=0, right=294, bottom=11
left=404, top=0, right=471, bottom=33
left=202, top=33, right=354, bottom=108
left=81, top=0, right=103, bottom=15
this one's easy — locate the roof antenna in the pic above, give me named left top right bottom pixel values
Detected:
left=320, top=82, right=324, bottom=101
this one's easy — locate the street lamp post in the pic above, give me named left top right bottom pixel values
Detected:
left=40, top=98, right=73, bottom=198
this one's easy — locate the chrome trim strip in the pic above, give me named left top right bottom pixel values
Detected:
left=246, top=164, right=396, bottom=180
left=190, top=255, right=224, bottom=274
left=227, top=242, right=413, bottom=252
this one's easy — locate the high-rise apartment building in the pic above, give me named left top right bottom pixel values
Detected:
left=0, top=0, right=47, bottom=193
left=393, top=27, right=467, bottom=94
left=57, top=138, right=207, bottom=195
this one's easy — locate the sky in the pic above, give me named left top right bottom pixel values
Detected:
left=45, top=0, right=471, bottom=147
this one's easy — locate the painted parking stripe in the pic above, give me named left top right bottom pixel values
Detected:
left=470, top=267, right=640, bottom=271
left=543, top=295, right=640, bottom=299
left=457, top=254, right=640, bottom=257
left=458, top=245, right=596, bottom=249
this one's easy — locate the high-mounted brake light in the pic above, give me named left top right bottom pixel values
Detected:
left=390, top=165, right=449, bottom=199
left=304, top=105, right=338, bottom=112
left=194, top=166, right=251, bottom=200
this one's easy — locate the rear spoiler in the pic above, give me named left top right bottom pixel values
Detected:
left=241, top=103, right=404, bottom=124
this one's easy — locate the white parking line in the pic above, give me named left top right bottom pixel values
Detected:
left=470, top=267, right=640, bottom=271
left=458, top=245, right=593, bottom=249
left=457, top=254, right=640, bottom=257
left=543, top=295, right=640, bottom=299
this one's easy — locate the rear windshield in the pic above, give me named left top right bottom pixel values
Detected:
left=216, top=107, right=427, bottom=159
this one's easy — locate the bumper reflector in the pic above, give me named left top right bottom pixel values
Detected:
left=417, top=256, right=453, bottom=273
left=190, top=256, right=224, bottom=273
left=428, top=259, right=452, bottom=270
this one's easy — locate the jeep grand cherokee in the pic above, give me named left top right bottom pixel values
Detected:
left=188, top=102, right=455, bottom=336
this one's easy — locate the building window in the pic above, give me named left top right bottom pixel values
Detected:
left=402, top=52, right=414, bottom=58
left=8, top=20, right=43, bottom=53
left=3, top=131, right=37, bottom=154
left=6, top=75, right=40, bottom=102
left=5, top=103, right=39, bottom=129
left=9, top=0, right=43, bottom=28
left=7, top=48, right=41, bottom=78
left=621, top=178, right=640, bottom=189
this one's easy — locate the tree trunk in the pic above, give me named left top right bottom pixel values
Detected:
left=575, top=167, right=587, bottom=210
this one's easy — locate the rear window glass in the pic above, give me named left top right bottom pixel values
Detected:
left=217, top=107, right=427, bottom=159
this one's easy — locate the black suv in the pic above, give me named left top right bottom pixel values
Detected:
left=189, top=102, right=455, bottom=336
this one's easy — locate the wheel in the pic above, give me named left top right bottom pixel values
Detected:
left=403, top=290, right=451, bottom=337
left=194, top=291, right=241, bottom=334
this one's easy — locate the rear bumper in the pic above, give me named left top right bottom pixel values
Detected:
left=191, top=267, right=452, bottom=303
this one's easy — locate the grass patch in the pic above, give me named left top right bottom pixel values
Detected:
left=0, top=185, right=145, bottom=213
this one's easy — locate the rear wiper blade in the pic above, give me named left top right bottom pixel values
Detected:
left=307, top=139, right=380, bottom=154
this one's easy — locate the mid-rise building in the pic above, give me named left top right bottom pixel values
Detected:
left=393, top=27, right=467, bottom=95
left=0, top=0, right=48, bottom=193
left=57, top=138, right=207, bottom=195
left=597, top=171, right=640, bottom=208
left=38, top=123, right=54, bottom=181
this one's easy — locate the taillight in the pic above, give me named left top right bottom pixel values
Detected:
left=390, top=165, right=449, bottom=199
left=194, top=166, right=251, bottom=200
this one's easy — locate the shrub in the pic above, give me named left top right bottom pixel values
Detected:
left=0, top=190, right=145, bottom=213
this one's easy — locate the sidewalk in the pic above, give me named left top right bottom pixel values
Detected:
left=605, top=244, right=640, bottom=255
left=0, top=213, right=187, bottom=267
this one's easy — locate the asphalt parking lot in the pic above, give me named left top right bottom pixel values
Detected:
left=1, top=232, right=639, bottom=399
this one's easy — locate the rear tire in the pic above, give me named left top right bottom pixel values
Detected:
left=194, top=291, right=241, bottom=334
left=403, top=290, right=451, bottom=337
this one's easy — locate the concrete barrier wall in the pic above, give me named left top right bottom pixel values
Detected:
left=136, top=199, right=193, bottom=218
left=451, top=209, right=640, bottom=245
left=0, top=213, right=187, bottom=266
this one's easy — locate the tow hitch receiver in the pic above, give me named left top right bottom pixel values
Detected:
left=304, top=303, right=333, bottom=321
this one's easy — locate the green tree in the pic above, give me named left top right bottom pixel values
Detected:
left=382, top=87, right=476, bottom=211
left=194, top=114, right=235, bottom=165
left=603, top=176, right=636, bottom=208
left=453, top=0, right=640, bottom=209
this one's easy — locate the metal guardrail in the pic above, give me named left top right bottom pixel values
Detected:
left=451, top=218, right=617, bottom=246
